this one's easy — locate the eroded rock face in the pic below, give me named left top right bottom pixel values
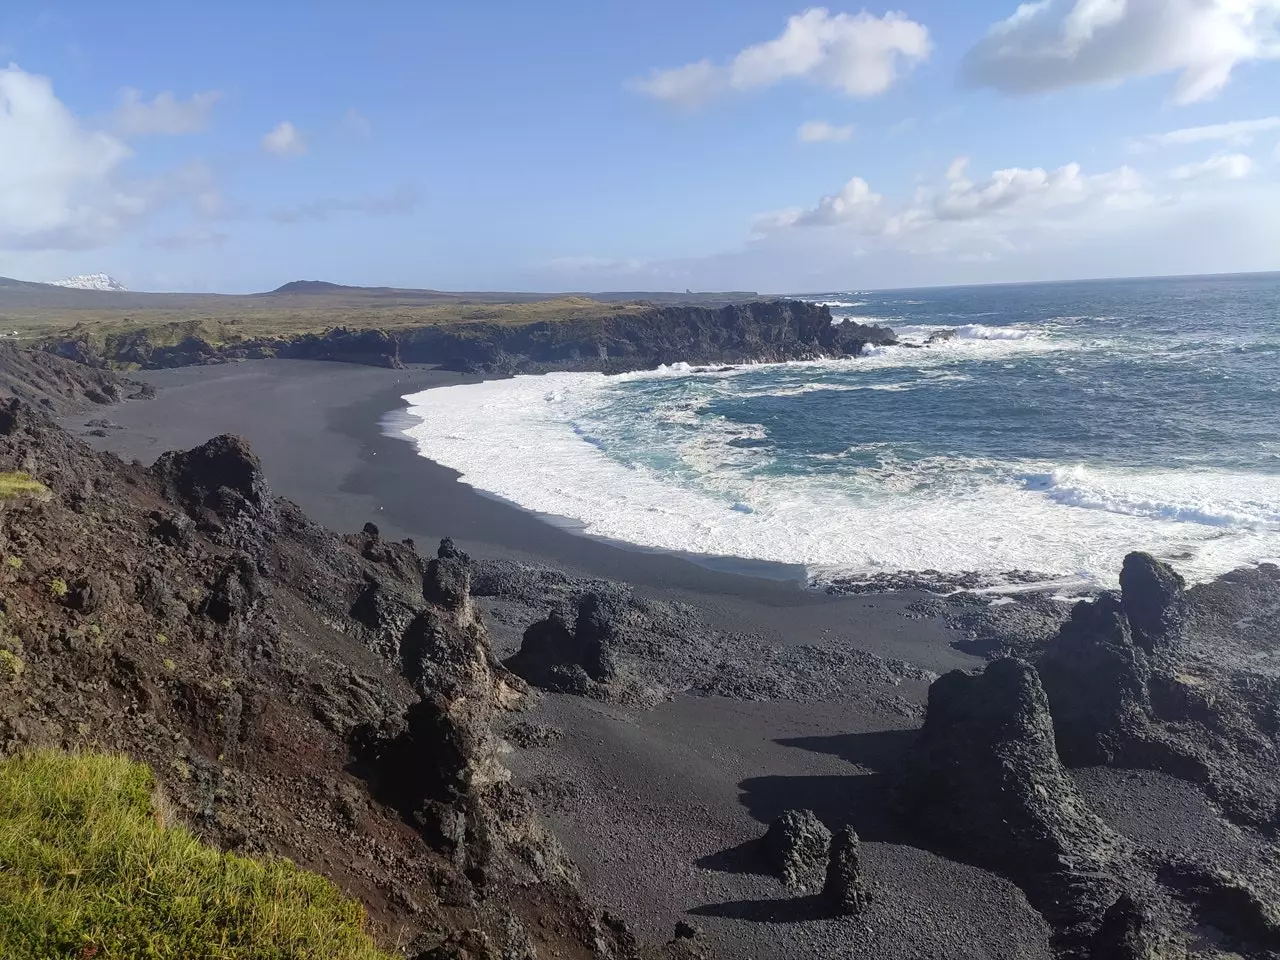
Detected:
left=1089, top=894, right=1175, bottom=960
left=1038, top=593, right=1153, bottom=766
left=897, top=658, right=1128, bottom=928
left=763, top=809, right=831, bottom=890
left=150, top=434, right=277, bottom=543
left=823, top=827, right=870, bottom=917
left=504, top=592, right=623, bottom=694
left=1033, top=555, right=1280, bottom=833
left=1120, top=553, right=1188, bottom=653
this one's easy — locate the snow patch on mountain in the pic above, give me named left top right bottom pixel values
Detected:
left=49, top=274, right=128, bottom=292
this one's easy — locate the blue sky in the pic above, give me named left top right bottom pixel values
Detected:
left=1, top=1, right=1279, bottom=293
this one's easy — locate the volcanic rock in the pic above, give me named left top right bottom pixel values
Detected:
left=896, top=658, right=1129, bottom=928
left=1120, top=552, right=1188, bottom=653
left=1038, top=593, right=1153, bottom=766
left=823, top=826, right=870, bottom=917
left=504, top=591, right=623, bottom=694
left=763, top=808, right=831, bottom=889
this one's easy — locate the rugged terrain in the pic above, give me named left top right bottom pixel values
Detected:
left=0, top=340, right=153, bottom=416
left=0, top=396, right=704, bottom=959
left=43, top=300, right=892, bottom=373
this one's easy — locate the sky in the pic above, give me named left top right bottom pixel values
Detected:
left=1, top=1, right=1279, bottom=294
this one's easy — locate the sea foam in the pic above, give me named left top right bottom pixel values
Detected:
left=399, top=364, right=1280, bottom=588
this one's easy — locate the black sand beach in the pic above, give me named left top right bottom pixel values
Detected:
left=71, top=359, right=1240, bottom=960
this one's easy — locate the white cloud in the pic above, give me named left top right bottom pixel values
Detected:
left=756, top=157, right=1148, bottom=244
left=965, top=0, right=1280, bottom=104
left=111, top=88, right=220, bottom=136
left=343, top=108, right=372, bottom=137
left=630, top=8, right=931, bottom=108
left=1170, top=152, right=1254, bottom=180
left=262, top=121, right=307, bottom=156
left=755, top=176, right=884, bottom=233
left=1134, top=116, right=1280, bottom=151
left=798, top=119, right=854, bottom=143
left=0, top=64, right=142, bottom=249
left=933, top=160, right=1146, bottom=221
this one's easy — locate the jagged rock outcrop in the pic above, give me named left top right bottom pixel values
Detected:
left=1089, top=894, right=1175, bottom=960
left=896, top=658, right=1130, bottom=932
left=44, top=300, right=898, bottom=373
left=1119, top=553, right=1188, bottom=653
left=504, top=591, right=625, bottom=695
left=1038, top=592, right=1153, bottom=766
left=1036, top=553, right=1280, bottom=832
left=763, top=809, right=831, bottom=890
left=823, top=827, right=870, bottom=917
left=150, top=434, right=278, bottom=542
left=0, top=397, right=684, bottom=959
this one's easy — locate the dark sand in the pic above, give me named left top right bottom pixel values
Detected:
left=70, top=360, right=1056, bottom=959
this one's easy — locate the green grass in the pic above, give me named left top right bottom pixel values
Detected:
left=0, top=472, right=51, bottom=503
left=0, top=750, right=395, bottom=960
left=9, top=295, right=652, bottom=344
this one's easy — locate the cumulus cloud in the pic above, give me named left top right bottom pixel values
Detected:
left=1133, top=116, right=1280, bottom=150
left=932, top=160, right=1146, bottom=221
left=0, top=64, right=144, bottom=249
left=262, top=121, right=307, bottom=156
left=798, top=120, right=855, bottom=143
left=111, top=88, right=220, bottom=136
left=754, top=176, right=883, bottom=233
left=756, top=156, right=1147, bottom=242
left=270, top=185, right=418, bottom=223
left=630, top=8, right=931, bottom=108
left=964, top=0, right=1280, bottom=104
left=1170, top=152, right=1254, bottom=180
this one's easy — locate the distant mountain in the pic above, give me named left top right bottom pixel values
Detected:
left=270, top=280, right=359, bottom=294
left=50, top=274, right=128, bottom=292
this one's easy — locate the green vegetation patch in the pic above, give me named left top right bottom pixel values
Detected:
left=0, top=750, right=394, bottom=960
left=0, top=472, right=51, bottom=503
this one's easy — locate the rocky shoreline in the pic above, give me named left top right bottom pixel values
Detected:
left=7, top=349, right=1280, bottom=958
left=43, top=300, right=896, bottom=373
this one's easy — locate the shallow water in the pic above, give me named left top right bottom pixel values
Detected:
left=401, top=274, right=1280, bottom=588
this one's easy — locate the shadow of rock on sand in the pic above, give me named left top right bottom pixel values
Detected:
left=695, top=837, right=774, bottom=877
left=689, top=893, right=829, bottom=924
left=776, top=728, right=917, bottom=772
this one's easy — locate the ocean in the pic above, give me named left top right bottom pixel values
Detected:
left=400, top=273, right=1280, bottom=590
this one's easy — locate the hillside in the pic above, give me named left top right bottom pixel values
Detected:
left=0, top=395, right=703, bottom=958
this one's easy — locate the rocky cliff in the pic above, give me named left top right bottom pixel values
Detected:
left=0, top=340, right=153, bottom=414
left=0, top=398, right=702, bottom=959
left=45, top=301, right=896, bottom=373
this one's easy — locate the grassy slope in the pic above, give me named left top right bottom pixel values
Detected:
left=1, top=295, right=654, bottom=342
left=0, top=750, right=395, bottom=960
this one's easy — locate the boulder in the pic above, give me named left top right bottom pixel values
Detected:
left=763, top=808, right=831, bottom=889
